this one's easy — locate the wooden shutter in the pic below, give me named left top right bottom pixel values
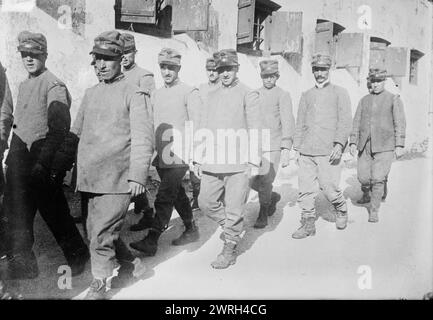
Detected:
left=314, top=21, right=333, bottom=55
left=265, top=11, right=302, bottom=54
left=385, top=47, right=407, bottom=77
left=335, top=33, right=363, bottom=68
left=172, top=0, right=209, bottom=32
left=237, top=0, right=255, bottom=44
left=369, top=41, right=387, bottom=69
left=116, top=0, right=157, bottom=24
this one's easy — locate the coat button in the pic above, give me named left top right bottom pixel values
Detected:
left=12, top=124, right=17, bottom=129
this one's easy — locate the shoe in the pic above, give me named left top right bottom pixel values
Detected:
left=191, top=198, right=200, bottom=211
left=211, top=242, right=237, bottom=269
left=84, top=278, right=107, bottom=300
left=356, top=193, right=371, bottom=205
left=336, top=211, right=348, bottom=230
left=69, top=249, right=90, bottom=277
left=110, top=261, right=134, bottom=289
left=130, top=214, right=154, bottom=232
left=5, top=253, right=39, bottom=280
left=129, top=230, right=160, bottom=256
left=171, top=221, right=199, bottom=246
left=268, top=192, right=281, bottom=216
left=253, top=204, right=268, bottom=229
left=292, top=217, right=316, bottom=239
left=368, top=209, right=379, bottom=223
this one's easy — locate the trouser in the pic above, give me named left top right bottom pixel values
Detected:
left=0, top=163, right=7, bottom=256
left=297, top=154, right=347, bottom=219
left=357, top=140, right=394, bottom=213
left=190, top=170, right=201, bottom=200
left=151, top=166, right=193, bottom=232
left=250, top=151, right=281, bottom=205
left=198, top=171, right=250, bottom=243
left=4, top=137, right=87, bottom=265
left=86, top=193, right=132, bottom=279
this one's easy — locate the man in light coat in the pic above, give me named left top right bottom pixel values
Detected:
left=292, top=54, right=352, bottom=239
left=350, top=68, right=406, bottom=222
left=194, top=49, right=262, bottom=269
left=250, top=59, right=295, bottom=228
left=63, top=31, right=154, bottom=299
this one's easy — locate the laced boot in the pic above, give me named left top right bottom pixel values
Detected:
left=84, top=278, right=107, bottom=300
left=291, top=217, right=316, bottom=239
left=211, top=241, right=237, bottom=269
left=335, top=211, right=348, bottom=230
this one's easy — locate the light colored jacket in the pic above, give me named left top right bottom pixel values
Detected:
left=350, top=90, right=406, bottom=152
left=293, top=83, right=352, bottom=156
left=71, top=74, right=153, bottom=193
left=197, top=79, right=262, bottom=173
left=0, top=62, right=13, bottom=155
left=257, top=86, right=295, bottom=152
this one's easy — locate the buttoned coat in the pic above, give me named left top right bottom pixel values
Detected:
left=71, top=74, right=154, bottom=193
left=350, top=90, right=406, bottom=153
left=293, top=83, right=352, bottom=156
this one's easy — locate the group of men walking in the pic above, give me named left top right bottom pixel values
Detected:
left=0, top=29, right=405, bottom=299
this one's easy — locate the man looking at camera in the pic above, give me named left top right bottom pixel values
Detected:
left=350, top=68, right=406, bottom=223
left=64, top=31, right=153, bottom=299
left=292, top=53, right=352, bottom=239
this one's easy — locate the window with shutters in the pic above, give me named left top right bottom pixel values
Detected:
left=314, top=19, right=345, bottom=65
left=115, top=0, right=209, bottom=37
left=409, top=49, right=424, bottom=85
left=237, top=0, right=281, bottom=55
left=264, top=11, right=303, bottom=73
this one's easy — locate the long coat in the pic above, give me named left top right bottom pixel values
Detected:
left=350, top=90, right=406, bottom=153
left=71, top=74, right=154, bottom=194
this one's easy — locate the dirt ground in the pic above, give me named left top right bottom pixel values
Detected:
left=1, top=155, right=432, bottom=300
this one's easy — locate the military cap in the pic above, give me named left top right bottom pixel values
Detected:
left=90, top=30, right=124, bottom=57
left=120, top=33, right=136, bottom=54
left=260, top=59, right=279, bottom=76
left=311, top=53, right=332, bottom=68
left=214, top=49, right=239, bottom=69
left=367, top=68, right=387, bottom=81
left=17, top=31, right=47, bottom=54
left=205, top=57, right=217, bottom=70
left=158, top=48, right=181, bottom=66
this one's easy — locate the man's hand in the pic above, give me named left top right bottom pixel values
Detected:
left=329, top=144, right=343, bottom=163
left=280, top=149, right=291, bottom=168
left=395, top=146, right=405, bottom=159
left=128, top=181, right=146, bottom=197
left=349, top=144, right=357, bottom=158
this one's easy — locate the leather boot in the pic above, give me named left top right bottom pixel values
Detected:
left=357, top=184, right=371, bottom=204
left=129, top=230, right=160, bottom=256
left=292, top=217, right=316, bottom=239
left=268, top=192, right=281, bottom=216
left=84, top=278, right=107, bottom=300
left=211, top=241, right=237, bottom=269
left=368, top=208, right=379, bottom=223
left=171, top=221, right=200, bottom=246
left=253, top=204, right=269, bottom=229
left=335, top=211, right=348, bottom=230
